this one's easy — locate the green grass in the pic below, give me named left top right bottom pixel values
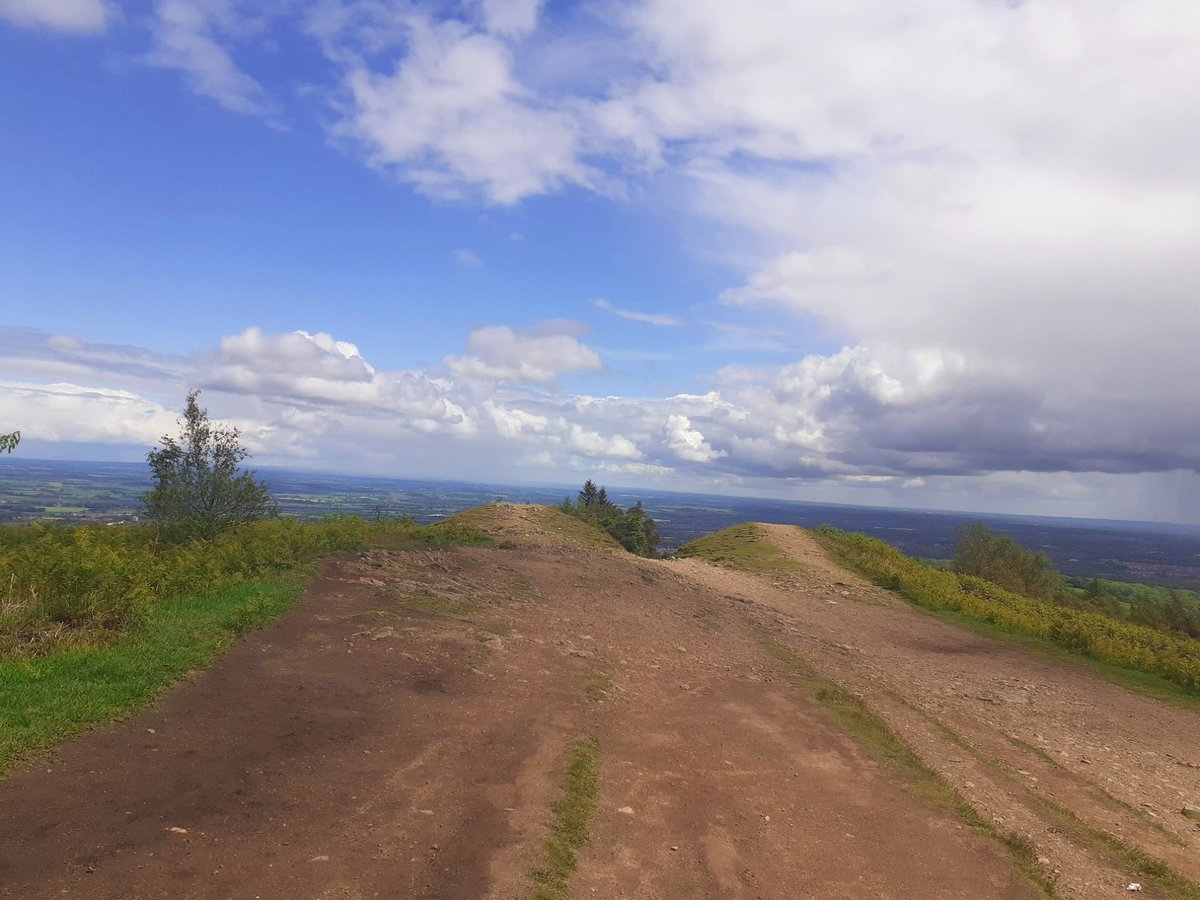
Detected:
left=584, top=674, right=612, bottom=703
left=0, top=515, right=493, bottom=776
left=372, top=522, right=494, bottom=551
left=758, top=637, right=1058, bottom=898
left=530, top=736, right=601, bottom=900
left=1001, top=733, right=1188, bottom=848
left=676, top=523, right=804, bottom=573
left=1031, top=797, right=1200, bottom=900
left=0, top=516, right=490, bottom=658
left=0, top=572, right=306, bottom=776
left=445, top=504, right=623, bottom=552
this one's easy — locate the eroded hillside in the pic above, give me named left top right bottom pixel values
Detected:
left=1, top=505, right=1197, bottom=899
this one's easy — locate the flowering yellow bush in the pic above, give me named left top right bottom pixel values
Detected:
left=815, top=526, right=1200, bottom=694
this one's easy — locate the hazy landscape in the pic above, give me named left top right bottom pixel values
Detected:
left=5, top=457, right=1200, bottom=588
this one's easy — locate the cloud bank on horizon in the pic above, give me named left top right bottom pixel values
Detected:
left=1, top=0, right=1198, bottom=523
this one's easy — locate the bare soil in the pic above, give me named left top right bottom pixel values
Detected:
left=1, top=506, right=1196, bottom=899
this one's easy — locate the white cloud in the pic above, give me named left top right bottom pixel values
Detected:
left=483, top=400, right=548, bottom=438
left=7, top=324, right=1200, bottom=520
left=563, top=423, right=640, bottom=460
left=475, top=0, right=542, bottom=38
left=0, top=0, right=108, bottom=32
left=720, top=248, right=889, bottom=310
left=304, top=0, right=1200, bottom=436
left=146, top=0, right=270, bottom=115
left=445, top=323, right=603, bottom=383
left=333, top=13, right=594, bottom=203
left=0, top=381, right=175, bottom=445
left=0, top=326, right=186, bottom=387
left=664, top=414, right=724, bottom=463
left=593, top=298, right=680, bottom=327
left=201, top=327, right=377, bottom=404
left=453, top=248, right=483, bottom=268
left=197, top=328, right=474, bottom=438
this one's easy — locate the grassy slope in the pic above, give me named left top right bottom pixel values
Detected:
left=676, top=523, right=804, bottom=572
left=0, top=573, right=307, bottom=774
left=446, top=504, right=623, bottom=552
left=680, top=522, right=1200, bottom=710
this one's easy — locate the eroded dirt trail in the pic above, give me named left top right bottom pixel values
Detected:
left=671, top=524, right=1200, bottom=899
left=0, top=506, right=1043, bottom=899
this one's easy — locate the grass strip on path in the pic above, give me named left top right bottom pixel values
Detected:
left=0, top=572, right=308, bottom=776
left=758, top=636, right=1059, bottom=898
left=530, top=736, right=601, bottom=900
left=890, top=690, right=1200, bottom=900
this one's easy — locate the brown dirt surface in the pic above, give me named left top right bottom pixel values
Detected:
left=672, top=523, right=1200, bottom=899
left=1, top=505, right=1194, bottom=899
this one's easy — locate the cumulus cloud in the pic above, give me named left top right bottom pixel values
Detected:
left=445, top=323, right=603, bottom=384
left=664, top=414, right=724, bottom=463
left=197, top=327, right=474, bottom=437
left=7, top=1, right=1200, bottom=515
left=200, top=328, right=377, bottom=403
left=0, top=0, right=108, bottom=32
left=301, top=0, right=1199, bottom=450
left=7, top=323, right=1200, bottom=522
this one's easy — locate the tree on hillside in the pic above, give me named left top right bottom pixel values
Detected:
left=561, top=481, right=661, bottom=557
left=579, top=479, right=600, bottom=507
left=1, top=430, right=19, bottom=453
left=612, top=500, right=662, bottom=557
left=144, top=391, right=274, bottom=539
left=952, top=521, right=1064, bottom=601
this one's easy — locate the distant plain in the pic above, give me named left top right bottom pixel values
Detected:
left=4, top=458, right=1199, bottom=588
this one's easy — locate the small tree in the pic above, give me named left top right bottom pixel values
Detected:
left=0, top=430, right=18, bottom=453
left=952, top=521, right=1064, bottom=601
left=144, top=391, right=273, bottom=539
left=561, top=480, right=661, bottom=557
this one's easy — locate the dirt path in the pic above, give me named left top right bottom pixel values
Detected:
left=670, top=524, right=1200, bottom=899
left=2, top=506, right=1189, bottom=898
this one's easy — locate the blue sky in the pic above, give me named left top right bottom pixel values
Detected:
left=2, top=0, right=1199, bottom=523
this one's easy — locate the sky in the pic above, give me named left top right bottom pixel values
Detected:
left=1, top=0, right=1199, bottom=523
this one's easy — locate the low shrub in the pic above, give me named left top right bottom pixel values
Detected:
left=0, top=516, right=487, bottom=657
